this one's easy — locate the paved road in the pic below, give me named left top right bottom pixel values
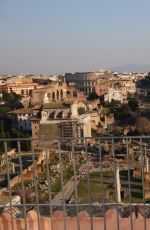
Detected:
left=51, top=162, right=116, bottom=205
left=51, top=164, right=87, bottom=205
left=51, top=160, right=136, bottom=205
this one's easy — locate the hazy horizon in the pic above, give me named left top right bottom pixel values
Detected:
left=1, top=0, right=150, bottom=74
left=1, top=63, right=150, bottom=75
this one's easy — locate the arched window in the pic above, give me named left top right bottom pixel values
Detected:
left=21, top=89, right=24, bottom=95
left=29, top=90, right=32, bottom=96
left=67, top=91, right=71, bottom=98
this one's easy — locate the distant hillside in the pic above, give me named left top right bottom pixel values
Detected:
left=109, top=64, right=150, bottom=73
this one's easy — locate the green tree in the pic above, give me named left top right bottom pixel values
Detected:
left=115, top=104, right=132, bottom=121
left=128, top=100, right=138, bottom=112
left=0, top=121, right=6, bottom=153
left=127, top=129, right=141, bottom=136
left=0, top=106, right=11, bottom=114
left=2, top=91, right=22, bottom=103
left=0, top=121, right=6, bottom=139
left=10, top=128, right=31, bottom=152
left=87, top=92, right=99, bottom=101
left=104, top=99, right=121, bottom=108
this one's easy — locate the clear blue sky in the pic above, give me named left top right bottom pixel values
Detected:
left=0, top=0, right=150, bottom=74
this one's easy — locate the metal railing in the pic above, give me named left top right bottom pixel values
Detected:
left=0, top=136, right=150, bottom=229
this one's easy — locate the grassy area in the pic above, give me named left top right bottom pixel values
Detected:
left=74, top=171, right=145, bottom=203
left=77, top=180, right=108, bottom=203
left=76, top=171, right=113, bottom=203
left=12, top=167, right=145, bottom=204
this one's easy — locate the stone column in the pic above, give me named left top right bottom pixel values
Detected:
left=144, top=146, right=149, bottom=173
left=71, top=101, right=78, bottom=119
left=144, top=146, right=147, bottom=158
left=146, top=157, right=149, bottom=173
left=12, top=163, right=15, bottom=173
left=70, top=151, right=73, bottom=162
left=116, top=165, right=121, bottom=203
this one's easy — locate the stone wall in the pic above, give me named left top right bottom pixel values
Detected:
left=31, top=81, right=85, bottom=106
left=0, top=209, right=149, bottom=230
left=8, top=150, right=53, bottom=187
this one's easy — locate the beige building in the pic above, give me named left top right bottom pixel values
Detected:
left=8, top=108, right=33, bottom=131
left=31, top=101, right=92, bottom=146
left=104, top=88, right=126, bottom=103
left=8, top=105, right=42, bottom=132
left=6, top=76, right=38, bottom=96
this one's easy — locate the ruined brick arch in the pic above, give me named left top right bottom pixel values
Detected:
left=49, top=90, right=65, bottom=101
left=56, top=111, right=63, bottom=118
left=56, top=90, right=59, bottom=100
left=52, top=91, right=55, bottom=100
left=60, top=89, right=63, bottom=100
left=49, top=111, right=55, bottom=119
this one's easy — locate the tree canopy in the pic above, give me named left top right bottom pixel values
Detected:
left=0, top=118, right=31, bottom=153
left=87, top=92, right=99, bottom=101
left=2, top=91, right=22, bottom=103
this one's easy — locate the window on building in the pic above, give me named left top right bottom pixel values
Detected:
left=21, top=89, right=24, bottom=95
left=67, top=91, right=71, bottom=97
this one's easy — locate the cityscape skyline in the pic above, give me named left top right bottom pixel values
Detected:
left=0, top=0, right=150, bottom=74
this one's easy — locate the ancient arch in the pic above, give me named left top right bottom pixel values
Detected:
left=57, top=90, right=59, bottom=100
left=56, top=111, right=63, bottom=118
left=52, top=91, right=55, bottom=101
left=60, top=89, right=63, bottom=100
left=49, top=111, right=55, bottom=119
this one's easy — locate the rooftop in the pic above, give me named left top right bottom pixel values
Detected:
left=8, top=108, right=33, bottom=114
left=43, top=102, right=71, bottom=109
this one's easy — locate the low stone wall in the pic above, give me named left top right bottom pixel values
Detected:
left=9, top=150, right=47, bottom=188
left=0, top=209, right=149, bottom=230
